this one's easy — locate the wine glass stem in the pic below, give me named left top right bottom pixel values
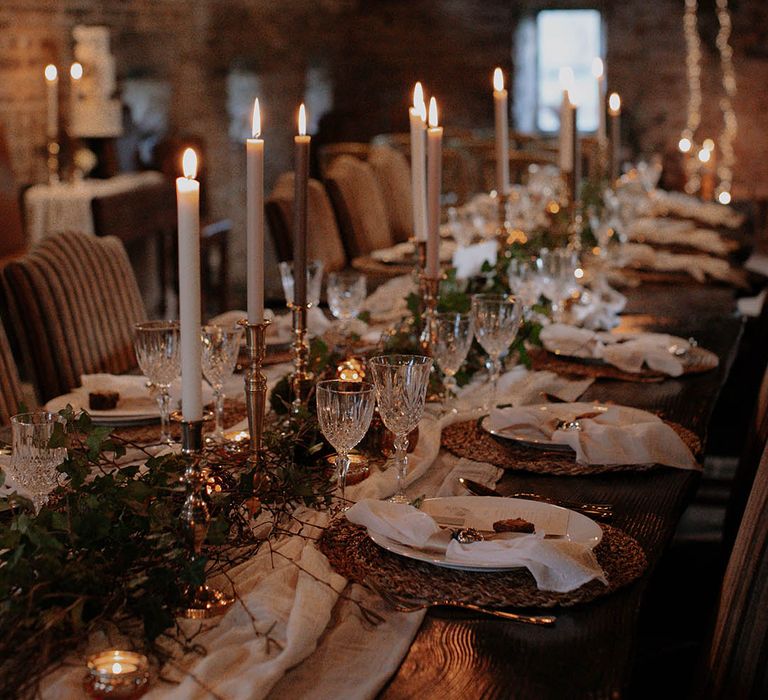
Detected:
left=336, top=451, right=350, bottom=504
left=488, top=356, right=502, bottom=410
left=393, top=433, right=409, bottom=503
left=158, top=388, right=172, bottom=443
left=213, top=386, right=224, bottom=439
left=444, top=374, right=458, bottom=413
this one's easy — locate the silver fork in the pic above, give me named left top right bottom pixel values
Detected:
left=367, top=580, right=556, bottom=626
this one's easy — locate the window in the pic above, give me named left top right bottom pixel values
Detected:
left=535, top=9, right=603, bottom=133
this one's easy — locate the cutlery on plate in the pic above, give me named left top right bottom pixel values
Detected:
left=366, top=579, right=556, bottom=626
left=457, top=477, right=613, bottom=520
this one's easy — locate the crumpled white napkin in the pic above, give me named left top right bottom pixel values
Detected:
left=455, top=366, right=594, bottom=411
left=487, top=402, right=699, bottom=469
left=271, top=307, right=332, bottom=341
left=346, top=499, right=607, bottom=593
left=619, top=243, right=738, bottom=284
left=539, top=323, right=702, bottom=377
left=646, top=189, right=744, bottom=229
left=363, top=274, right=416, bottom=323
left=371, top=240, right=456, bottom=264
left=627, top=217, right=734, bottom=256
left=563, top=278, right=626, bottom=331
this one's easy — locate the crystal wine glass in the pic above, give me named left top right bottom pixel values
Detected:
left=539, top=248, right=579, bottom=322
left=316, top=379, right=376, bottom=508
left=9, top=411, right=67, bottom=512
left=327, top=271, right=367, bottom=334
left=201, top=324, right=244, bottom=442
left=134, top=320, right=181, bottom=444
left=279, top=260, right=325, bottom=308
left=368, top=355, right=433, bottom=504
left=508, top=256, right=544, bottom=316
left=433, top=312, right=474, bottom=408
left=471, top=294, right=523, bottom=411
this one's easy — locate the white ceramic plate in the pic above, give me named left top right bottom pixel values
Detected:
left=368, top=495, right=602, bottom=572
left=46, top=391, right=159, bottom=425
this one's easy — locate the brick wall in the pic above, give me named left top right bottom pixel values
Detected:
left=1, top=0, right=766, bottom=302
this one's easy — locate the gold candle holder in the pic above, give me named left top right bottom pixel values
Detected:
left=179, top=419, right=234, bottom=619
left=413, top=238, right=427, bottom=272
left=289, top=302, right=313, bottom=415
left=238, top=319, right=270, bottom=466
left=85, top=650, right=149, bottom=699
left=47, top=140, right=60, bottom=185
left=495, top=191, right=514, bottom=256
left=419, top=274, right=441, bottom=355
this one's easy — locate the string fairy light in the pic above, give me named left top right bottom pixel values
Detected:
left=681, top=0, right=702, bottom=146
left=714, top=0, right=737, bottom=202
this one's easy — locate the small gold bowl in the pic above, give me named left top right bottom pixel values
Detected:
left=85, top=650, right=149, bottom=699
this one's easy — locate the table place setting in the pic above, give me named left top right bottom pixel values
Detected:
left=626, top=217, right=738, bottom=256
left=370, top=239, right=457, bottom=265
left=534, top=323, right=719, bottom=380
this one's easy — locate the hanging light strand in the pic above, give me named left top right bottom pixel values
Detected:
left=682, top=0, right=702, bottom=142
left=715, top=0, right=737, bottom=199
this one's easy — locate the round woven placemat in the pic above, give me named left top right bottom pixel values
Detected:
left=529, top=346, right=718, bottom=383
left=319, top=519, right=647, bottom=609
left=441, top=418, right=701, bottom=476
left=112, top=399, right=248, bottom=445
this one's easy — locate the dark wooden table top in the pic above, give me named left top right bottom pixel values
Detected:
left=380, top=282, right=744, bottom=700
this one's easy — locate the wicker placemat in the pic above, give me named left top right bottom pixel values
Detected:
left=441, top=418, right=701, bottom=476
left=529, top=346, right=718, bottom=383
left=319, top=519, right=647, bottom=609
left=112, top=399, right=248, bottom=445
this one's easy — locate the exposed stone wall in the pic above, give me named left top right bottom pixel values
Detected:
left=0, top=0, right=766, bottom=302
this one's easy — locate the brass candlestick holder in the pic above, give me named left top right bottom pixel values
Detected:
left=495, top=191, right=514, bottom=255
left=414, top=238, right=427, bottom=272
left=239, top=318, right=270, bottom=466
left=419, top=274, right=441, bottom=355
left=47, top=140, right=60, bottom=184
left=179, top=419, right=234, bottom=619
left=290, top=302, right=313, bottom=415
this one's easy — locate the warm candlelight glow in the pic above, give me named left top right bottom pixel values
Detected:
left=182, top=147, right=198, bottom=179
left=112, top=663, right=123, bottom=674
left=413, top=81, right=426, bottom=119
left=559, top=66, right=574, bottom=92
left=493, top=67, right=504, bottom=92
left=428, top=97, right=438, bottom=128
left=678, top=137, right=692, bottom=153
left=608, top=92, right=621, bottom=114
left=698, top=148, right=711, bottom=163
left=251, top=98, right=261, bottom=138
left=44, top=64, right=58, bottom=82
left=70, top=62, right=83, bottom=80
left=718, top=190, right=732, bottom=205
left=702, top=138, right=715, bottom=152
left=591, top=57, right=604, bottom=79
left=298, top=103, right=307, bottom=136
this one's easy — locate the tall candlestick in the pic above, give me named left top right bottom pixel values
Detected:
left=69, top=62, right=82, bottom=123
left=570, top=101, right=580, bottom=204
left=44, top=64, right=58, bottom=140
left=426, top=97, right=442, bottom=279
left=293, top=104, right=310, bottom=308
left=558, top=67, right=574, bottom=173
left=409, top=82, right=428, bottom=241
left=493, top=67, right=510, bottom=196
left=592, top=58, right=606, bottom=146
left=176, top=148, right=203, bottom=422
left=608, top=92, right=622, bottom=181
left=247, top=98, right=265, bottom=323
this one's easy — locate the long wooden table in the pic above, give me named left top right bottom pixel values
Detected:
left=380, top=283, right=744, bottom=699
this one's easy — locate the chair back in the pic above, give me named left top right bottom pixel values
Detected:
left=0, top=317, right=25, bottom=426
left=317, top=142, right=371, bottom=180
left=324, top=156, right=394, bottom=258
left=478, top=148, right=557, bottom=192
left=1, top=232, right=146, bottom=403
left=265, top=173, right=347, bottom=273
left=702, top=439, right=768, bottom=698
left=368, top=145, right=413, bottom=244
left=0, top=122, right=26, bottom=259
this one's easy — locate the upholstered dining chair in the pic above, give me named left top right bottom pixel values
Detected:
left=0, top=317, right=25, bottom=426
left=1, top=231, right=146, bottom=403
left=367, top=145, right=413, bottom=244
left=265, top=173, right=347, bottom=273
left=324, top=155, right=395, bottom=259
left=317, top=142, right=371, bottom=180
left=699, top=438, right=768, bottom=699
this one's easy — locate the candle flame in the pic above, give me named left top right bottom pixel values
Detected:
left=559, top=66, right=574, bottom=92
left=413, top=82, right=426, bottom=122
left=298, top=104, right=307, bottom=136
left=44, top=64, right=58, bottom=82
left=718, top=190, right=731, bottom=205
left=112, top=663, right=123, bottom=674
left=182, top=148, right=197, bottom=179
left=493, top=67, right=504, bottom=92
left=591, top=57, right=604, bottom=79
left=252, top=98, right=261, bottom=138
left=428, top=97, right=438, bottom=128
left=70, top=62, right=83, bottom=80
left=608, top=92, right=621, bottom=113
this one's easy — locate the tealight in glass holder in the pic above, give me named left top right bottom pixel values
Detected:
left=85, top=650, right=149, bottom=699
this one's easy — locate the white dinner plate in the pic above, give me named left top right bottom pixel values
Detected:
left=368, top=495, right=602, bottom=572
left=46, top=391, right=159, bottom=425
left=480, top=404, right=612, bottom=451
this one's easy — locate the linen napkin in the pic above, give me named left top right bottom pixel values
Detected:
left=619, top=243, right=739, bottom=284
left=80, top=373, right=155, bottom=406
left=647, top=189, right=744, bottom=229
left=371, top=240, right=456, bottom=264
left=487, top=402, right=699, bottom=469
left=627, top=217, right=734, bottom=256
left=363, top=274, right=415, bottom=323
left=270, top=307, right=331, bottom=341
left=347, top=499, right=606, bottom=593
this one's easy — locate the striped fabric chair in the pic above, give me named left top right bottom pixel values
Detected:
left=324, top=155, right=395, bottom=259
left=701, top=440, right=768, bottom=698
left=1, top=232, right=146, bottom=403
left=367, top=145, right=414, bottom=244
left=0, top=317, right=25, bottom=425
